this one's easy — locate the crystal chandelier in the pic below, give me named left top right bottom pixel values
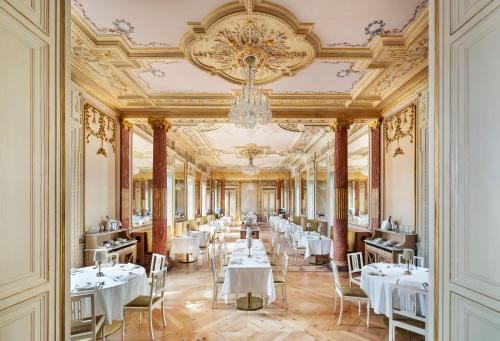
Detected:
left=242, top=155, right=260, bottom=176
left=229, top=55, right=272, bottom=129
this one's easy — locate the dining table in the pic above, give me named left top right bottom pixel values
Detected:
left=294, top=231, right=321, bottom=248
left=304, top=237, right=333, bottom=264
left=220, top=239, right=275, bottom=311
left=360, top=262, right=429, bottom=317
left=169, top=234, right=201, bottom=263
left=70, top=263, right=150, bottom=324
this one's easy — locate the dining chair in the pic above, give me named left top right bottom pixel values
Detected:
left=218, top=243, right=229, bottom=275
left=292, top=239, right=306, bottom=263
left=105, top=252, right=119, bottom=265
left=414, top=256, right=424, bottom=268
left=267, top=235, right=277, bottom=256
left=210, top=256, right=225, bottom=309
left=347, top=252, right=364, bottom=287
left=331, top=260, right=370, bottom=328
left=388, top=282, right=428, bottom=341
left=122, top=268, right=167, bottom=341
left=273, top=253, right=289, bottom=309
left=70, top=293, right=106, bottom=341
left=270, top=243, right=281, bottom=267
left=148, top=253, right=166, bottom=285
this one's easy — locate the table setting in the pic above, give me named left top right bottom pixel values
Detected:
left=71, top=262, right=149, bottom=324
left=360, top=262, right=429, bottom=317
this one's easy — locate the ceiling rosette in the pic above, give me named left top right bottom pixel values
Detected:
left=180, top=2, right=319, bottom=85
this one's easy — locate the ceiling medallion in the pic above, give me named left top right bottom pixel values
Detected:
left=229, top=55, right=271, bottom=129
left=182, top=11, right=316, bottom=84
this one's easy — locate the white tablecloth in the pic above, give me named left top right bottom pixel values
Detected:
left=71, top=264, right=149, bottom=324
left=220, top=239, right=276, bottom=303
left=189, top=231, right=210, bottom=247
left=170, top=235, right=201, bottom=258
left=360, top=263, right=429, bottom=317
left=294, top=231, right=321, bottom=248
left=304, top=237, right=333, bottom=259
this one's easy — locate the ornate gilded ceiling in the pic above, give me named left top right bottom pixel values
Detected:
left=71, top=0, right=428, bottom=116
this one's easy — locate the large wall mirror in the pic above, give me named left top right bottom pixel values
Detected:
left=315, top=158, right=328, bottom=220
left=348, top=125, right=369, bottom=228
left=131, top=132, right=152, bottom=228
left=300, top=169, right=307, bottom=215
left=175, top=158, right=185, bottom=220
left=195, top=171, right=201, bottom=217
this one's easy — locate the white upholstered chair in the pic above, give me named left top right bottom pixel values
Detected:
left=70, top=293, right=106, bottom=341
left=331, top=261, right=370, bottom=327
left=122, top=269, right=167, bottom=340
left=388, top=282, right=428, bottom=341
left=347, top=252, right=363, bottom=287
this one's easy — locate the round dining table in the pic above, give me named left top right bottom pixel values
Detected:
left=169, top=234, right=201, bottom=262
left=71, top=263, right=150, bottom=324
left=360, top=262, right=429, bottom=317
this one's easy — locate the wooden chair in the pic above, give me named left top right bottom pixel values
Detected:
left=70, top=293, right=106, bottom=341
left=122, top=269, right=167, bottom=340
left=273, top=253, right=289, bottom=309
left=331, top=260, right=370, bottom=327
left=210, top=256, right=225, bottom=309
left=218, top=243, right=229, bottom=275
left=269, top=243, right=281, bottom=267
left=347, top=252, right=363, bottom=287
left=388, top=282, right=428, bottom=341
left=292, top=239, right=306, bottom=263
left=148, top=253, right=166, bottom=284
left=266, top=235, right=277, bottom=256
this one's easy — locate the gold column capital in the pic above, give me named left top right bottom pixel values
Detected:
left=148, top=117, right=172, bottom=132
left=368, top=118, right=382, bottom=131
left=121, top=118, right=134, bottom=130
left=330, top=118, right=353, bottom=132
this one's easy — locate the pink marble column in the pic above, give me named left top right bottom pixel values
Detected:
left=354, top=180, right=360, bottom=216
left=220, top=180, right=225, bottom=215
left=149, top=118, right=171, bottom=257
left=120, top=120, right=133, bottom=230
left=140, top=180, right=146, bottom=216
left=369, top=119, right=382, bottom=232
left=276, top=179, right=282, bottom=213
left=331, top=119, right=352, bottom=266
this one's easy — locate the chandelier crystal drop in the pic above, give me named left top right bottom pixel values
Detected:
left=228, top=55, right=272, bottom=129
left=241, top=155, right=260, bottom=176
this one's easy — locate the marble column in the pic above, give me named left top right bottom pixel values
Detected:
left=276, top=179, right=282, bottom=213
left=140, top=180, right=147, bottom=216
left=369, top=119, right=382, bottom=232
left=331, top=118, right=352, bottom=266
left=354, top=180, right=360, bottom=216
left=149, top=118, right=171, bottom=257
left=220, top=180, right=225, bottom=215
left=120, top=120, right=133, bottom=230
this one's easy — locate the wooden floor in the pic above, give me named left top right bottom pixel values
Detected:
left=109, top=225, right=402, bottom=341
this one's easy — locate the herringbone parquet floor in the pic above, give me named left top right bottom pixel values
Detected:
left=109, top=225, right=419, bottom=341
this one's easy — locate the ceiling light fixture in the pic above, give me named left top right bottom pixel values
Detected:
left=228, top=55, right=272, bottom=129
left=241, top=146, right=261, bottom=176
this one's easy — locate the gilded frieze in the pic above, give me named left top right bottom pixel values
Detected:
left=383, top=103, right=416, bottom=157
left=84, top=103, right=117, bottom=157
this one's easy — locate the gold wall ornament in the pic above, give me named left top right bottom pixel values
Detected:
left=383, top=103, right=416, bottom=157
left=368, top=118, right=382, bottom=131
left=181, top=11, right=316, bottom=84
left=84, top=103, right=117, bottom=157
left=121, top=118, right=133, bottom=130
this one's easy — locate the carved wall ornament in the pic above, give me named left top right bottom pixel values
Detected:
left=383, top=103, right=416, bottom=157
left=84, top=103, right=117, bottom=157
left=330, top=118, right=353, bottom=132
left=182, top=10, right=316, bottom=84
left=368, top=118, right=382, bottom=131
left=148, top=117, right=172, bottom=132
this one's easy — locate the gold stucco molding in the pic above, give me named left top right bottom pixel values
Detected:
left=330, top=118, right=353, bottom=132
left=148, top=117, right=172, bottom=132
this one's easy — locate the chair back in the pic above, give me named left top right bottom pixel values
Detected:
left=347, top=252, right=363, bottom=273
left=150, top=268, right=167, bottom=304
left=330, top=260, right=342, bottom=295
left=150, top=253, right=166, bottom=276
left=389, top=281, right=428, bottom=322
left=210, top=256, right=218, bottom=284
left=271, top=236, right=277, bottom=248
left=273, top=243, right=281, bottom=263
left=282, top=253, right=289, bottom=278
left=70, top=293, right=96, bottom=340
left=414, top=256, right=424, bottom=268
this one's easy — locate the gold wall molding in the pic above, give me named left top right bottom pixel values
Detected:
left=330, top=118, right=353, bottom=132
left=84, top=103, right=116, bottom=157
left=383, top=102, right=416, bottom=157
left=368, top=118, right=382, bottom=131
left=148, top=117, right=172, bottom=131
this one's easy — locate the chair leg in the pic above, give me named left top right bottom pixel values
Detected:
left=161, top=301, right=167, bottom=327
left=101, top=324, right=105, bottom=341
left=358, top=301, right=361, bottom=316
left=366, top=302, right=370, bottom=328
left=337, top=299, right=343, bottom=325
left=333, top=292, right=337, bottom=313
left=149, top=310, right=154, bottom=340
left=283, top=285, right=288, bottom=309
left=139, top=312, right=142, bottom=325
